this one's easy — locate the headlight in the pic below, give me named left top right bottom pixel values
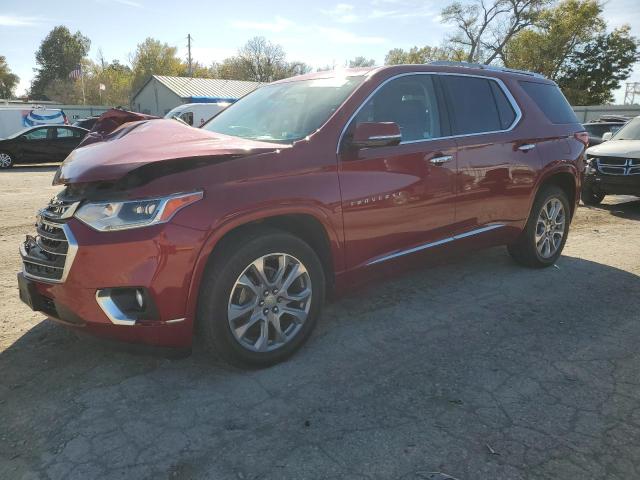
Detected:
left=585, top=157, right=598, bottom=175
left=75, top=191, right=203, bottom=231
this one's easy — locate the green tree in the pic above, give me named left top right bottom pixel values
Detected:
left=0, top=56, right=19, bottom=98
left=348, top=56, right=375, bottom=68
left=130, top=38, right=183, bottom=94
left=31, top=26, right=91, bottom=99
left=557, top=26, right=639, bottom=104
left=384, top=45, right=464, bottom=65
left=503, top=0, right=604, bottom=79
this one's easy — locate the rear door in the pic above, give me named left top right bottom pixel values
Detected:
left=438, top=74, right=540, bottom=233
left=338, top=73, right=458, bottom=269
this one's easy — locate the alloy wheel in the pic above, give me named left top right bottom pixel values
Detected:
left=535, top=198, right=566, bottom=259
left=227, top=253, right=312, bottom=352
left=0, top=153, right=12, bottom=168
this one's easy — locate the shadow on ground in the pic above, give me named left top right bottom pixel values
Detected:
left=2, top=247, right=639, bottom=480
left=2, top=165, right=59, bottom=173
left=595, top=198, right=640, bottom=221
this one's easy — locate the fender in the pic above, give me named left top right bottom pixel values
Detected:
left=526, top=160, right=580, bottom=223
left=183, top=203, right=344, bottom=330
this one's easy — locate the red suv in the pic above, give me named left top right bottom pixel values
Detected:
left=18, top=63, right=587, bottom=366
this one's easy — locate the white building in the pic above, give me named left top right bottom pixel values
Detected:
left=131, top=75, right=262, bottom=116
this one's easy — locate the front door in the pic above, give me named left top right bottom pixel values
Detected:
left=338, top=74, right=457, bottom=269
left=20, top=127, right=51, bottom=163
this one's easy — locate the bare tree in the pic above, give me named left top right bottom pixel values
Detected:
left=441, top=0, right=548, bottom=64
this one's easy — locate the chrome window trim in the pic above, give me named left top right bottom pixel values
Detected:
left=337, top=71, right=522, bottom=154
left=366, top=224, right=505, bottom=266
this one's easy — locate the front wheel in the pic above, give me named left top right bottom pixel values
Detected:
left=508, top=185, right=570, bottom=268
left=581, top=184, right=605, bottom=205
left=0, top=152, right=14, bottom=169
left=197, top=229, right=325, bottom=367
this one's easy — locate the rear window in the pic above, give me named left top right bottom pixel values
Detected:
left=519, top=81, right=578, bottom=124
left=441, top=76, right=516, bottom=135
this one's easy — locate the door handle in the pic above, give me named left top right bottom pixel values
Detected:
left=518, top=143, right=536, bottom=151
left=430, top=155, right=453, bottom=165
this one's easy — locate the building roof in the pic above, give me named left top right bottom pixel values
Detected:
left=135, top=75, right=262, bottom=101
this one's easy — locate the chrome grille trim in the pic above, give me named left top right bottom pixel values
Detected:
left=596, top=157, right=640, bottom=176
left=21, top=197, right=79, bottom=284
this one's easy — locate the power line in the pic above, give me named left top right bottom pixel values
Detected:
left=624, top=82, right=640, bottom=105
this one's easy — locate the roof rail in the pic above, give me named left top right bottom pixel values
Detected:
left=429, top=61, right=546, bottom=79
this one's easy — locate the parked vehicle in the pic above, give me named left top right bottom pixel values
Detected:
left=73, top=116, right=100, bottom=131
left=0, top=107, right=68, bottom=139
left=583, top=115, right=630, bottom=146
left=582, top=115, right=640, bottom=205
left=164, top=102, right=231, bottom=127
left=0, top=125, right=88, bottom=168
left=17, top=63, right=586, bottom=366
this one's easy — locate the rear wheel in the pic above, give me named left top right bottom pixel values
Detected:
left=581, top=184, right=605, bottom=205
left=508, top=185, right=570, bottom=268
left=0, top=152, right=14, bottom=169
left=197, top=229, right=325, bottom=367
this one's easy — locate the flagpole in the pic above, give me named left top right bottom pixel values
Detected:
left=80, top=64, right=86, bottom=105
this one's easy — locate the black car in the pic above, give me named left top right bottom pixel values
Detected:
left=583, top=115, right=630, bottom=146
left=0, top=125, right=88, bottom=169
left=73, top=117, right=100, bottom=130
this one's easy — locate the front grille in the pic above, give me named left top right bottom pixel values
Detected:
left=20, top=197, right=80, bottom=283
left=596, top=157, right=640, bottom=176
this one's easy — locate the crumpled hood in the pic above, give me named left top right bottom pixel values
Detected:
left=586, top=140, right=640, bottom=158
left=54, top=119, right=288, bottom=185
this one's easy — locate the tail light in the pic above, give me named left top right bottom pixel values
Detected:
left=574, top=131, right=589, bottom=147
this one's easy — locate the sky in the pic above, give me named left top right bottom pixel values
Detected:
left=1, top=0, right=639, bottom=103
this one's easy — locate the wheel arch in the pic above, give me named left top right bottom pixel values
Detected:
left=185, top=207, right=342, bottom=329
left=534, top=166, right=579, bottom=219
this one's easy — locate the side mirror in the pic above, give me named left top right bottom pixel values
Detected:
left=351, top=122, right=401, bottom=149
left=602, top=132, right=613, bottom=141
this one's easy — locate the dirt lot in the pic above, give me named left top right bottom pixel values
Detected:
left=1, top=166, right=639, bottom=480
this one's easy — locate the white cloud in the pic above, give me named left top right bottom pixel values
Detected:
left=320, top=3, right=359, bottom=23
left=109, top=0, right=142, bottom=7
left=316, top=26, right=386, bottom=45
left=230, top=16, right=293, bottom=33
left=0, top=15, right=42, bottom=27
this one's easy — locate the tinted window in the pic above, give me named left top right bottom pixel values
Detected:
left=490, top=81, right=516, bottom=129
left=23, top=128, right=48, bottom=140
left=442, top=76, right=505, bottom=135
left=354, top=75, right=441, bottom=142
left=519, top=81, right=578, bottom=124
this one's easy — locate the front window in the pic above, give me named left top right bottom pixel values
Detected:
left=612, top=117, right=640, bottom=140
left=202, top=76, right=365, bottom=143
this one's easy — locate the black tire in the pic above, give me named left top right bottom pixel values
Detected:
left=197, top=228, right=325, bottom=367
left=508, top=185, right=571, bottom=268
left=0, top=152, right=14, bottom=169
left=581, top=184, right=605, bottom=205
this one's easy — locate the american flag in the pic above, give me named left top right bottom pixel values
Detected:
left=68, top=64, right=82, bottom=80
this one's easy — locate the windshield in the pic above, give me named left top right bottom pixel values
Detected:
left=164, top=106, right=187, bottom=119
left=202, top=76, right=365, bottom=143
left=612, top=117, right=640, bottom=140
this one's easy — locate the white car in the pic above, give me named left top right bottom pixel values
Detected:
left=0, top=107, right=68, bottom=139
left=164, top=102, right=231, bottom=128
left=582, top=116, right=640, bottom=204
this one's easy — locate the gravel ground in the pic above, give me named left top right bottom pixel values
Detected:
left=1, top=165, right=639, bottom=480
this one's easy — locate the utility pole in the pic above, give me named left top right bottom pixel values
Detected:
left=187, top=34, right=193, bottom=77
